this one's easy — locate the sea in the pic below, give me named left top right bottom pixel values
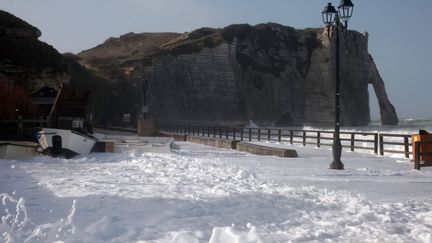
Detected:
left=343, top=118, right=432, bottom=134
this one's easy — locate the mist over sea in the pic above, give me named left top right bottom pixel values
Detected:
left=361, top=118, right=432, bottom=134
left=299, top=118, right=432, bottom=135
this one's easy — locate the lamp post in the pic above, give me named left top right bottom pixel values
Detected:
left=322, top=1, right=354, bottom=170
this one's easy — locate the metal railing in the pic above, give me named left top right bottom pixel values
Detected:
left=159, top=124, right=414, bottom=158
left=0, top=119, right=51, bottom=131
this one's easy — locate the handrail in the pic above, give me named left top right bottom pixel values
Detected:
left=93, top=124, right=137, bottom=133
left=159, top=123, right=414, bottom=158
left=0, top=119, right=50, bottom=123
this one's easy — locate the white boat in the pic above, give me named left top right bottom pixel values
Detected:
left=0, top=141, right=39, bottom=159
left=38, top=128, right=97, bottom=158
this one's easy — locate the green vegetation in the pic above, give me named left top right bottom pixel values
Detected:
left=157, top=23, right=321, bottom=78
left=169, top=33, right=225, bottom=57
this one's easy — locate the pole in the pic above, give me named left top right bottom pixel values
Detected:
left=330, top=13, right=344, bottom=170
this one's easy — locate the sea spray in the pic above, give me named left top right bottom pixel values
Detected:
left=0, top=193, right=77, bottom=242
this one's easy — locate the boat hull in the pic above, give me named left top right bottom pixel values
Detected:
left=38, top=128, right=97, bottom=158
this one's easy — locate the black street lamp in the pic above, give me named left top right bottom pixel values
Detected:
left=322, top=1, right=354, bottom=170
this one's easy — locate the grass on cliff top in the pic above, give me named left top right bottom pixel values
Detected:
left=162, top=23, right=306, bottom=57
left=161, top=23, right=320, bottom=78
left=78, top=32, right=181, bottom=60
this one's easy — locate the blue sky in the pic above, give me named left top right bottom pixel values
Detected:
left=2, top=0, right=432, bottom=119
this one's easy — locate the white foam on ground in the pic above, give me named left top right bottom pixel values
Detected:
left=1, top=142, right=432, bottom=242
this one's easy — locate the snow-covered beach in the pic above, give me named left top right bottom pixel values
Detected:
left=1, top=139, right=432, bottom=242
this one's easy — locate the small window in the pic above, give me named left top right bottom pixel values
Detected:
left=123, top=113, right=131, bottom=123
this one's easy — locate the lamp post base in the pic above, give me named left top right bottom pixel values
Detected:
left=330, top=138, right=344, bottom=170
left=329, top=160, right=344, bottom=170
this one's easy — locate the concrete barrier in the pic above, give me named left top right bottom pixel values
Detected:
left=159, top=133, right=298, bottom=158
left=237, top=142, right=298, bottom=158
left=187, top=136, right=238, bottom=149
left=91, top=141, right=115, bottom=153
left=137, top=119, right=155, bottom=136
left=158, top=132, right=188, bottom=141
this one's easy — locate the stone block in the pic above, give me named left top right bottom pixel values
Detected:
left=187, top=136, right=238, bottom=149
left=137, top=119, right=155, bottom=136
left=92, top=141, right=115, bottom=153
left=236, top=142, right=298, bottom=158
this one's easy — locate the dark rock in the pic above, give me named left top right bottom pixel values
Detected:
left=78, top=24, right=398, bottom=127
left=0, top=10, right=41, bottom=38
left=0, top=10, right=67, bottom=92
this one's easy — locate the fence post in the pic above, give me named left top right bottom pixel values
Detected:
left=233, top=128, right=236, bottom=140
left=241, top=129, right=244, bottom=141
left=302, top=131, right=306, bottom=146
left=374, top=133, right=378, bottom=154
left=379, top=134, right=384, bottom=156
left=290, top=130, right=293, bottom=144
left=219, top=127, right=222, bottom=138
left=267, top=129, right=271, bottom=141
left=258, top=129, right=261, bottom=141
left=226, top=127, right=229, bottom=139
left=317, top=131, right=321, bottom=148
left=404, top=136, right=409, bottom=158
left=350, top=133, right=355, bottom=152
left=213, top=127, right=216, bottom=138
left=278, top=130, right=282, bottom=143
left=208, top=127, right=210, bottom=137
left=249, top=128, right=252, bottom=141
left=415, top=141, right=421, bottom=170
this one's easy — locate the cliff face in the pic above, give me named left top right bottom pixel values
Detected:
left=0, top=10, right=105, bottom=123
left=0, top=10, right=69, bottom=92
left=80, top=23, right=397, bottom=127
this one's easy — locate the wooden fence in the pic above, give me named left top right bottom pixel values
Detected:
left=1, top=120, right=414, bottom=159
left=159, top=124, right=413, bottom=158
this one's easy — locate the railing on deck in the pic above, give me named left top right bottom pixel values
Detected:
left=0, top=119, right=51, bottom=131
left=159, top=124, right=414, bottom=159
left=92, top=124, right=138, bottom=133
